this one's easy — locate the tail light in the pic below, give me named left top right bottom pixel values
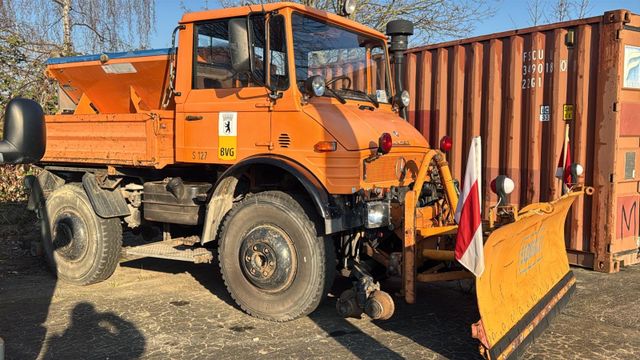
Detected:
left=378, top=133, right=392, bottom=154
left=439, top=136, right=452, bottom=152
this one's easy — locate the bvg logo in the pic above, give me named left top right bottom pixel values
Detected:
left=218, top=112, right=237, bottom=160
left=518, top=227, right=543, bottom=274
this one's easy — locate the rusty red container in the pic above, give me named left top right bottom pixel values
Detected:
left=403, top=9, right=640, bottom=272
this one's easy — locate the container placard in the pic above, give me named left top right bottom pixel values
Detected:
left=563, top=104, right=573, bottom=121
left=539, top=105, right=550, bottom=122
left=218, top=112, right=237, bottom=160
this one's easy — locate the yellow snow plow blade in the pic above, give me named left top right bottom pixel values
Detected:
left=472, top=189, right=587, bottom=360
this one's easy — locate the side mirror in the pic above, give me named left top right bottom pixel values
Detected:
left=0, top=98, right=46, bottom=164
left=228, top=18, right=252, bottom=73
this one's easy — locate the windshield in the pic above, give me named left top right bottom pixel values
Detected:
left=291, top=13, right=390, bottom=103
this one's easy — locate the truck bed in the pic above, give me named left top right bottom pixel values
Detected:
left=42, top=111, right=175, bottom=169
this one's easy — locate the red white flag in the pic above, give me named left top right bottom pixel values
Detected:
left=556, top=125, right=572, bottom=192
left=454, top=136, right=484, bottom=277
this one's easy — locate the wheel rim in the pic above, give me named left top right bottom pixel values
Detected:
left=52, top=210, right=89, bottom=263
left=239, top=224, right=297, bottom=293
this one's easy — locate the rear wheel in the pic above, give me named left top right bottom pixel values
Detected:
left=218, top=191, right=335, bottom=321
left=42, top=185, right=122, bottom=285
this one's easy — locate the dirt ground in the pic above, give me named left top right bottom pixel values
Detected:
left=1, top=203, right=639, bottom=360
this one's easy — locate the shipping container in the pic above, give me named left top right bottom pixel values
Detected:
left=403, top=9, right=640, bottom=273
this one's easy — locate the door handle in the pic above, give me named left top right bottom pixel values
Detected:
left=185, top=115, right=203, bottom=121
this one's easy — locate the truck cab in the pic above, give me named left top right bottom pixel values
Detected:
left=172, top=3, right=428, bottom=194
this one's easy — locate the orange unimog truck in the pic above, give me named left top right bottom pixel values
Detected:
left=12, top=2, right=589, bottom=358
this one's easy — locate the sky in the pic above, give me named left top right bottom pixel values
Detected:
left=150, top=0, right=640, bottom=49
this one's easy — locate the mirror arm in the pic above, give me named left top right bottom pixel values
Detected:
left=265, top=14, right=271, bottom=90
left=264, top=14, right=281, bottom=99
left=246, top=15, right=256, bottom=76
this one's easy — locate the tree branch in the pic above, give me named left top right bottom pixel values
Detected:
left=71, top=22, right=106, bottom=41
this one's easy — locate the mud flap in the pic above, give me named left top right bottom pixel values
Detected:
left=473, top=191, right=582, bottom=360
left=82, top=173, right=130, bottom=218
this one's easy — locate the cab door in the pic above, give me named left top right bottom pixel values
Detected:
left=175, top=16, right=272, bottom=165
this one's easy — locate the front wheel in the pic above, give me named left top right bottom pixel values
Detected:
left=218, top=191, right=335, bottom=321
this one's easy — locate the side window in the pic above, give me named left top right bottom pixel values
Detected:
left=268, top=15, right=289, bottom=90
left=370, top=47, right=387, bottom=93
left=193, top=17, right=265, bottom=89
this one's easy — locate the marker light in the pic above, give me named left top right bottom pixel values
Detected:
left=439, top=136, right=452, bottom=152
left=378, top=133, right=392, bottom=154
left=490, top=175, right=515, bottom=206
left=571, top=163, right=584, bottom=177
left=490, top=176, right=515, bottom=194
left=314, top=141, right=337, bottom=152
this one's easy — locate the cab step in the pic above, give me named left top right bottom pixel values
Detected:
left=123, top=240, right=213, bottom=264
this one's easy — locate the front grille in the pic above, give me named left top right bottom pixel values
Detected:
left=364, top=155, right=397, bottom=182
left=363, top=154, right=423, bottom=183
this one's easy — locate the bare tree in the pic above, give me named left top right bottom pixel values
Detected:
left=179, top=0, right=211, bottom=12
left=3, top=0, right=156, bottom=55
left=573, top=0, right=591, bottom=18
left=60, top=0, right=72, bottom=54
left=528, top=0, right=544, bottom=25
left=218, top=0, right=496, bottom=43
left=1, top=0, right=156, bottom=120
left=526, top=0, right=592, bottom=25
left=552, top=0, right=571, bottom=22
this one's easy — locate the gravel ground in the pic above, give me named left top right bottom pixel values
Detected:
left=1, top=203, right=639, bottom=360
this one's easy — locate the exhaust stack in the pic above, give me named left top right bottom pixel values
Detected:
left=386, top=20, right=414, bottom=120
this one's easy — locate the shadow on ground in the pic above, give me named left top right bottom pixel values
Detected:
left=120, top=256, right=481, bottom=359
left=42, top=302, right=145, bottom=359
left=1, top=201, right=146, bottom=360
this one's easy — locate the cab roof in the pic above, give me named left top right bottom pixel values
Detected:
left=179, top=1, right=387, bottom=40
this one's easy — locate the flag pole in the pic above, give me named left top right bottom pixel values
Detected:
left=561, top=122, right=570, bottom=195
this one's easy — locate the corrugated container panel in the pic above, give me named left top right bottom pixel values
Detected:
left=404, top=9, right=640, bottom=272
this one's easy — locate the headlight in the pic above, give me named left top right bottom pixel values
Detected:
left=365, top=201, right=390, bottom=229
left=399, top=90, right=410, bottom=107
left=343, top=0, right=356, bottom=15
left=305, top=75, right=326, bottom=97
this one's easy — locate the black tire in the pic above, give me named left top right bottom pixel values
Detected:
left=42, top=184, right=122, bottom=285
left=218, top=191, right=336, bottom=321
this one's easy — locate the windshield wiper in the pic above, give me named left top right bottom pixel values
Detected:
left=340, top=89, right=379, bottom=108
left=325, top=87, right=347, bottom=104
left=361, top=91, right=379, bottom=108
